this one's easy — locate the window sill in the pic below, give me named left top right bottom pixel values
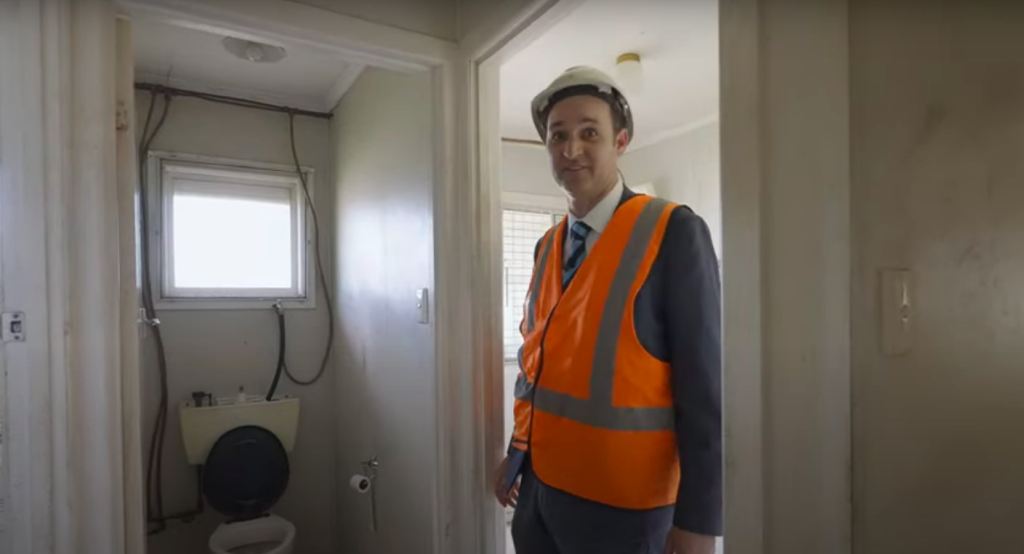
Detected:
left=154, top=297, right=316, bottom=311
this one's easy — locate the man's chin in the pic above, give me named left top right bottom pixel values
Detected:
left=559, top=174, right=591, bottom=193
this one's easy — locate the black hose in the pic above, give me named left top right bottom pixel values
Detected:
left=139, top=89, right=159, bottom=523
left=139, top=92, right=205, bottom=535
left=133, top=85, right=335, bottom=388
left=266, top=305, right=286, bottom=401
left=140, top=92, right=174, bottom=531
left=282, top=113, right=334, bottom=386
left=135, top=82, right=332, bottom=120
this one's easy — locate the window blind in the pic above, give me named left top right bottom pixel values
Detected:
left=502, top=209, right=562, bottom=360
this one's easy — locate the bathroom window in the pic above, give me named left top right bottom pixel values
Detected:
left=149, top=152, right=314, bottom=309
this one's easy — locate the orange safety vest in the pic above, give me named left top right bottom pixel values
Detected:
left=510, top=195, right=679, bottom=510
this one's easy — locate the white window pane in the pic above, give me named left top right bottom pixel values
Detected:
left=172, top=194, right=293, bottom=289
left=502, top=209, right=559, bottom=360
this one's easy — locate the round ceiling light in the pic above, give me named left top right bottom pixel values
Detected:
left=222, top=37, right=287, bottom=63
left=616, top=53, right=644, bottom=95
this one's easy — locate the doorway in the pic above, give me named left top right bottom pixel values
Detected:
left=126, top=10, right=440, bottom=554
left=486, top=0, right=722, bottom=551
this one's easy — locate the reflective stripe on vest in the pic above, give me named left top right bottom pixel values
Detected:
left=525, top=230, right=555, bottom=334
left=513, top=225, right=557, bottom=402
left=517, top=198, right=673, bottom=431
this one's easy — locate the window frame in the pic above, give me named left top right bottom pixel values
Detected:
left=146, top=151, right=317, bottom=311
left=500, top=191, right=566, bottom=362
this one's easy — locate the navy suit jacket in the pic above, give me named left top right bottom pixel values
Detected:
left=537, top=187, right=723, bottom=536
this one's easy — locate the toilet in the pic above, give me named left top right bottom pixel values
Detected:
left=180, top=397, right=301, bottom=554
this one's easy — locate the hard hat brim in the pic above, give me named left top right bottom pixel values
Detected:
left=531, top=67, right=634, bottom=144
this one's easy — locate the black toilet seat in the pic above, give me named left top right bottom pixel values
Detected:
left=202, top=425, right=290, bottom=522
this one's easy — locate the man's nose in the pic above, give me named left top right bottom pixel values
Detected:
left=562, top=136, right=583, bottom=160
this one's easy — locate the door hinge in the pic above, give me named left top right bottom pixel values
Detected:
left=1, top=312, right=25, bottom=342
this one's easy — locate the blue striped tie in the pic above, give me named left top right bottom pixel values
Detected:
left=563, top=221, right=591, bottom=288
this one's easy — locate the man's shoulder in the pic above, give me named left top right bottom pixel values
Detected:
left=663, top=204, right=706, bottom=241
left=654, top=203, right=717, bottom=268
left=666, top=203, right=696, bottom=221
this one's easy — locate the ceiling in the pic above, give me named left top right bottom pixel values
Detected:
left=499, top=0, right=719, bottom=149
left=133, top=17, right=364, bottom=113
left=288, top=0, right=457, bottom=41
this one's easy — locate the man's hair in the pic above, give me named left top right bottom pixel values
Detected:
left=541, top=84, right=629, bottom=135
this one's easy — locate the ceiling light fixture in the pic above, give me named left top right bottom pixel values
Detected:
left=223, top=37, right=287, bottom=64
left=616, top=53, right=644, bottom=95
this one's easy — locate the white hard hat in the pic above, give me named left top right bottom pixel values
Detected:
left=530, top=66, right=634, bottom=143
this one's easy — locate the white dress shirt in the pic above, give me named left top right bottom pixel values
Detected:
left=563, top=180, right=624, bottom=264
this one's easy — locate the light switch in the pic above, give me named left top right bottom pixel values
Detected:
left=416, top=288, right=429, bottom=324
left=881, top=269, right=912, bottom=356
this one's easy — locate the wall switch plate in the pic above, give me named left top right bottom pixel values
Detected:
left=416, top=288, right=429, bottom=324
left=881, top=269, right=913, bottom=356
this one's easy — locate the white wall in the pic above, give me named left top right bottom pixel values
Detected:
left=501, top=142, right=562, bottom=198
left=620, top=123, right=722, bottom=255
left=331, top=67, right=437, bottom=554
left=851, top=3, right=1024, bottom=553
left=290, top=0, right=457, bottom=41
left=135, top=93, right=336, bottom=554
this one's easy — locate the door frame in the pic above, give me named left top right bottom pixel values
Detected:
left=113, top=2, right=466, bottom=553
left=1, top=0, right=822, bottom=553
left=2, top=0, right=463, bottom=552
left=464, top=1, right=768, bottom=553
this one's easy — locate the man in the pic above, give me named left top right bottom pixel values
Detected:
left=493, top=66, right=722, bottom=554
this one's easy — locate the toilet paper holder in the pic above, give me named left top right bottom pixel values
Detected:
left=361, top=456, right=380, bottom=532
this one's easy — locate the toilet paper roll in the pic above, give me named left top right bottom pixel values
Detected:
left=350, top=474, right=372, bottom=494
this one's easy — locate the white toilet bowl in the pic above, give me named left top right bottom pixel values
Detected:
left=208, top=514, right=295, bottom=554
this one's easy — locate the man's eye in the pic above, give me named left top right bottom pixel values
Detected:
left=583, top=128, right=598, bottom=139
left=550, top=131, right=566, bottom=142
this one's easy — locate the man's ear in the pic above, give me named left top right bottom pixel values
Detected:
left=614, top=128, right=630, bottom=154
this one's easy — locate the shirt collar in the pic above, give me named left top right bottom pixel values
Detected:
left=567, top=179, right=623, bottom=236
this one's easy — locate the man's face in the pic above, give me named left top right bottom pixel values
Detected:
left=545, top=95, right=629, bottom=199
